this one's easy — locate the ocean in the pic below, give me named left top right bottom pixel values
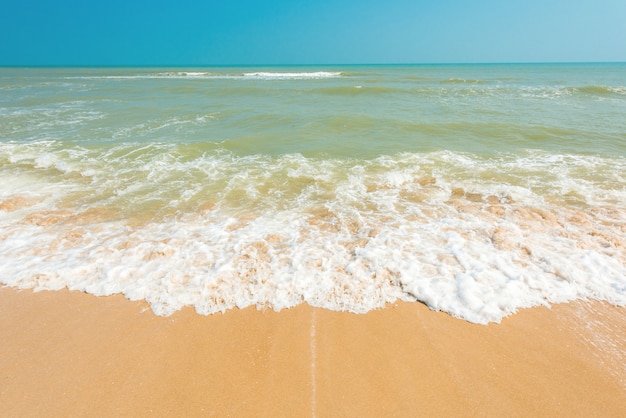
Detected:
left=0, top=64, right=625, bottom=324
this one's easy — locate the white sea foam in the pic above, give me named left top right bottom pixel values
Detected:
left=242, top=72, right=342, bottom=79
left=0, top=143, right=625, bottom=324
left=63, top=71, right=342, bottom=81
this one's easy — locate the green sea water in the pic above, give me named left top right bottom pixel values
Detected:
left=1, top=64, right=625, bottom=323
left=3, top=64, right=626, bottom=156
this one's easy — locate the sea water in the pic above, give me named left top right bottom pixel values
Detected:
left=0, top=64, right=625, bottom=324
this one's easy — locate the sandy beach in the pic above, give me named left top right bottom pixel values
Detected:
left=0, top=287, right=624, bottom=417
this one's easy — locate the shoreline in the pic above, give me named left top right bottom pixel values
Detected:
left=1, top=286, right=624, bottom=416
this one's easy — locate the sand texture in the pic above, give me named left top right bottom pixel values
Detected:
left=1, top=287, right=624, bottom=417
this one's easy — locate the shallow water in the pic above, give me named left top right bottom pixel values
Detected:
left=1, top=64, right=625, bottom=323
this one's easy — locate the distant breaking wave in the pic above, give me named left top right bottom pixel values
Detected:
left=242, top=72, right=343, bottom=79
left=65, top=71, right=344, bottom=80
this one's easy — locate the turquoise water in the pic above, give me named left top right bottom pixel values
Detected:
left=1, top=64, right=625, bottom=323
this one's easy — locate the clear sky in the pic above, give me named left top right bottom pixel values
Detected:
left=1, top=0, right=625, bottom=65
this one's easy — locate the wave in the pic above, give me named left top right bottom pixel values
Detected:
left=440, top=78, right=486, bottom=84
left=1, top=142, right=625, bottom=324
left=63, top=71, right=344, bottom=81
left=242, top=71, right=342, bottom=79
left=570, top=85, right=626, bottom=96
left=157, top=71, right=343, bottom=80
left=304, top=83, right=626, bottom=101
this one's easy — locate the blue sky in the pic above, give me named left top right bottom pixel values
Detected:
left=1, top=0, right=625, bottom=65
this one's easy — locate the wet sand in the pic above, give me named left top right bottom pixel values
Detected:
left=0, top=287, right=624, bottom=417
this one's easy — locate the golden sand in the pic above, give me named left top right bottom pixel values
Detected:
left=0, top=287, right=624, bottom=417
